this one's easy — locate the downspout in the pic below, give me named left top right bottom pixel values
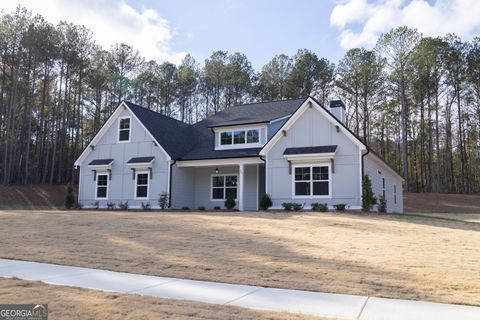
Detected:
left=168, top=160, right=176, bottom=208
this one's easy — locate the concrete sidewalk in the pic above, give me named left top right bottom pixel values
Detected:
left=0, top=258, right=479, bottom=319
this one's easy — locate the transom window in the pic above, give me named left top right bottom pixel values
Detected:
left=118, top=117, right=131, bottom=142
left=211, top=174, right=238, bottom=200
left=135, top=172, right=149, bottom=199
left=293, top=165, right=330, bottom=197
left=96, top=173, right=109, bottom=199
left=220, top=129, right=259, bottom=146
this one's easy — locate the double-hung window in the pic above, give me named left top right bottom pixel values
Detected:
left=394, top=184, right=397, bottom=204
left=382, top=178, right=385, bottom=199
left=96, top=173, right=109, bottom=199
left=293, top=165, right=330, bottom=197
left=135, top=171, right=149, bottom=199
left=220, top=129, right=260, bottom=146
left=212, top=175, right=238, bottom=200
left=118, top=117, right=131, bottom=142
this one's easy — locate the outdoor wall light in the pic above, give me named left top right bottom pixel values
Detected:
left=215, top=167, right=219, bottom=174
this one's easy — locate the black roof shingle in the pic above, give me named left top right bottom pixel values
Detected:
left=127, top=156, right=155, bottom=164
left=284, top=145, right=338, bottom=155
left=88, top=159, right=114, bottom=166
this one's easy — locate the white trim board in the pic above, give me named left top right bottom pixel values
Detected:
left=176, top=157, right=263, bottom=168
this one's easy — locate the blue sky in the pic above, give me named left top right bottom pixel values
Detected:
left=133, top=0, right=343, bottom=69
left=3, top=0, right=480, bottom=70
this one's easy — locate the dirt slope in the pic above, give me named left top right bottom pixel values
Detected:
left=0, top=185, right=71, bottom=209
left=404, top=192, right=480, bottom=213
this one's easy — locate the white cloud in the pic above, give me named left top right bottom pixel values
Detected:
left=330, top=0, right=480, bottom=49
left=1, top=0, right=186, bottom=63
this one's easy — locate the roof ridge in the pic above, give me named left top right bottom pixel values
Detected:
left=123, top=101, right=189, bottom=126
left=230, top=96, right=309, bottom=108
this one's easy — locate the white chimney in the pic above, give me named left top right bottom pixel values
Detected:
left=329, top=100, right=346, bottom=124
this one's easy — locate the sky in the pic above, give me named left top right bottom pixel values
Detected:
left=2, top=0, right=480, bottom=70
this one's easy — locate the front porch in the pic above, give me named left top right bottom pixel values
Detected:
left=171, top=158, right=265, bottom=211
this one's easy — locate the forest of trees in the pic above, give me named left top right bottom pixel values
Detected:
left=1, top=6, right=480, bottom=193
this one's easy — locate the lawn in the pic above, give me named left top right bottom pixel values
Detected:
left=0, top=210, right=479, bottom=306
left=0, top=278, right=323, bottom=320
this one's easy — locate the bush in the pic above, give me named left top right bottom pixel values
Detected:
left=197, top=206, right=206, bottom=211
left=141, top=202, right=151, bottom=210
left=118, top=201, right=129, bottom=210
left=181, top=206, right=190, bottom=210
left=91, top=201, right=99, bottom=210
left=65, top=185, right=75, bottom=209
left=107, top=202, right=116, bottom=210
left=224, top=194, right=236, bottom=210
left=158, top=192, right=169, bottom=210
left=362, top=174, right=377, bottom=212
left=378, top=197, right=387, bottom=213
left=213, top=206, right=221, bottom=210
left=259, top=194, right=273, bottom=210
left=334, top=204, right=347, bottom=211
left=311, top=203, right=328, bottom=212
left=76, top=202, right=83, bottom=209
left=282, top=202, right=303, bottom=211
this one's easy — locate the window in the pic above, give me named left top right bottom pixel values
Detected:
left=293, top=165, right=330, bottom=197
left=211, top=175, right=238, bottom=200
left=219, top=128, right=260, bottom=146
left=382, top=178, right=385, bottom=199
left=96, top=173, right=108, bottom=199
left=118, top=117, right=131, bottom=142
left=394, top=184, right=397, bottom=204
left=135, top=172, right=149, bottom=199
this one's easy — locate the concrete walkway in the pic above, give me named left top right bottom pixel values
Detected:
left=1, top=258, right=479, bottom=320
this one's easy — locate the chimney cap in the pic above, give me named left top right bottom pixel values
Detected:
left=330, top=100, right=346, bottom=109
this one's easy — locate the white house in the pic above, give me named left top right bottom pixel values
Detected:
left=74, top=97, right=403, bottom=212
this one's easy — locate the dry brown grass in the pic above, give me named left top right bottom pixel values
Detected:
left=0, top=278, right=323, bottom=320
left=405, top=192, right=480, bottom=213
left=0, top=210, right=479, bottom=306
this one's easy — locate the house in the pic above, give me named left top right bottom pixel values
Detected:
left=74, top=97, right=403, bottom=212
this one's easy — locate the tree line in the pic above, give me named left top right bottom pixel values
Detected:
left=0, top=6, right=479, bottom=194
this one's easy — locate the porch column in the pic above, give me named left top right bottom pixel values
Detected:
left=239, top=164, right=244, bottom=211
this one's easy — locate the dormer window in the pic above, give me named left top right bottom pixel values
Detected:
left=220, top=129, right=260, bottom=146
left=118, top=117, right=131, bottom=142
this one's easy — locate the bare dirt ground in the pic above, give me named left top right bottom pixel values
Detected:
left=404, top=192, right=480, bottom=213
left=0, top=210, right=479, bottom=306
left=0, top=278, right=324, bottom=320
left=0, top=185, right=69, bottom=209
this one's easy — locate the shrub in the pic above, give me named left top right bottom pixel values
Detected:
left=224, top=194, right=236, bottom=210
left=197, top=206, right=206, bottom=211
left=76, top=202, right=83, bottom=209
left=91, top=201, right=99, bottom=210
left=118, top=201, right=129, bottom=210
left=334, top=204, right=347, bottom=211
left=107, top=202, right=116, bottom=210
left=292, top=203, right=303, bottom=211
left=65, top=185, right=75, bottom=209
left=181, top=206, right=190, bottom=210
left=213, top=206, right=221, bottom=210
left=141, top=202, right=151, bottom=210
left=311, top=203, right=328, bottom=212
left=362, top=174, right=377, bottom=212
left=260, top=194, right=273, bottom=210
left=158, top=192, right=169, bottom=210
left=282, top=202, right=293, bottom=211
left=378, top=197, right=387, bottom=213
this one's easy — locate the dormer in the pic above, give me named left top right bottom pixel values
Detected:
left=212, top=124, right=268, bottom=150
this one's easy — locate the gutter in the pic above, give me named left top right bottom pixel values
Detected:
left=168, top=160, right=176, bottom=208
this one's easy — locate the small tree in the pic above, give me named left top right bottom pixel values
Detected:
left=65, top=185, right=75, bottom=209
left=158, top=192, right=169, bottom=210
left=224, top=194, right=236, bottom=210
left=378, top=197, right=387, bottom=213
left=260, top=194, right=273, bottom=210
left=362, top=174, right=377, bottom=211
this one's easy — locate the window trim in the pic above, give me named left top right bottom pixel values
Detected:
left=291, top=163, right=332, bottom=199
left=210, top=173, right=239, bottom=201
left=134, top=170, right=150, bottom=200
left=118, top=116, right=131, bottom=143
left=217, top=127, right=263, bottom=149
left=95, top=172, right=109, bottom=200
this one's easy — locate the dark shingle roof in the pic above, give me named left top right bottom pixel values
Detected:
left=124, top=98, right=308, bottom=160
left=124, top=102, right=194, bottom=159
left=284, top=145, right=337, bottom=155
left=127, top=156, right=155, bottom=164
left=88, top=159, right=114, bottom=166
